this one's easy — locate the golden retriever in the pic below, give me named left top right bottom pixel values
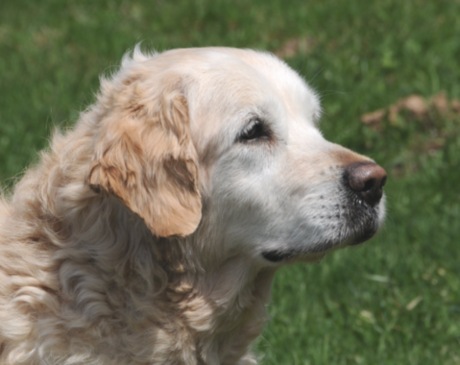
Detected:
left=0, top=47, right=386, bottom=364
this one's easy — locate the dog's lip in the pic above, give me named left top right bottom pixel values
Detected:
left=261, top=240, right=336, bottom=263
left=262, top=249, right=327, bottom=263
left=262, top=250, right=294, bottom=262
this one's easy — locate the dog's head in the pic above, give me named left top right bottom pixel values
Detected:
left=87, top=47, right=386, bottom=264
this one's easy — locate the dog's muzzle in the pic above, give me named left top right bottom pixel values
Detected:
left=262, top=161, right=387, bottom=263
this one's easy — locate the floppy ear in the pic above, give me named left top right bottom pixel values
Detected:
left=87, top=87, right=202, bottom=237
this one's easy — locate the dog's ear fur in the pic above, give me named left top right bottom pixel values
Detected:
left=87, top=80, right=202, bottom=237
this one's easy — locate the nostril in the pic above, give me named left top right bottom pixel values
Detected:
left=362, top=175, right=386, bottom=192
left=363, top=178, right=376, bottom=192
left=344, top=162, right=387, bottom=206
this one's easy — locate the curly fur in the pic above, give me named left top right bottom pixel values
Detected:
left=0, top=47, right=385, bottom=364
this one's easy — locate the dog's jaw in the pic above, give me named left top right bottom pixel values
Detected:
left=260, top=191, right=386, bottom=263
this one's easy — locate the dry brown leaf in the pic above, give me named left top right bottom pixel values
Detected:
left=451, top=99, right=460, bottom=113
left=275, top=37, right=315, bottom=59
left=361, top=91, right=459, bottom=132
left=399, top=95, right=429, bottom=118
left=360, top=109, right=386, bottom=125
left=431, top=91, right=449, bottom=114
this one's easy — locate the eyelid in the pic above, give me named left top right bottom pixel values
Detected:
left=237, top=117, right=272, bottom=143
left=243, top=117, right=262, bottom=132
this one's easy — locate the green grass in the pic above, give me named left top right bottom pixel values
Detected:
left=1, top=0, right=459, bottom=364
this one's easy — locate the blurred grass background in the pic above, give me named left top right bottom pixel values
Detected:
left=1, top=0, right=459, bottom=364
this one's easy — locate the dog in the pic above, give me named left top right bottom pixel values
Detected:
left=0, top=47, right=386, bottom=364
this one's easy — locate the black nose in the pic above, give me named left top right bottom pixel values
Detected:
left=344, top=162, right=387, bottom=207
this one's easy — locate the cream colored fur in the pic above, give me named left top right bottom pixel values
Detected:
left=0, top=47, right=385, bottom=364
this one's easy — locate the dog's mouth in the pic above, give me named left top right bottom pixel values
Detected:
left=262, top=200, right=382, bottom=263
left=261, top=228, right=377, bottom=263
left=262, top=250, right=296, bottom=262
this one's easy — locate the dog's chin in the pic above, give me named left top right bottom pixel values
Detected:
left=347, top=225, right=379, bottom=246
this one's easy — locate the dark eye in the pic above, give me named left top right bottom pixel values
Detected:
left=238, top=119, right=271, bottom=143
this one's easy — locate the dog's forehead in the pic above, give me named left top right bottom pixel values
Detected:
left=152, top=48, right=319, bottom=119
left=161, top=48, right=322, bottom=148
left=190, top=48, right=320, bottom=118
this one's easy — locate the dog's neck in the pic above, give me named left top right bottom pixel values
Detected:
left=152, top=235, right=276, bottom=363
